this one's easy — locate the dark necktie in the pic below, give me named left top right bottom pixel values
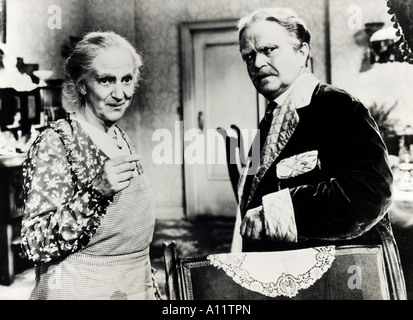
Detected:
left=259, top=101, right=278, bottom=151
left=260, top=100, right=299, bottom=168
left=241, top=102, right=278, bottom=205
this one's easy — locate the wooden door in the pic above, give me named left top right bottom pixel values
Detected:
left=181, top=20, right=264, bottom=219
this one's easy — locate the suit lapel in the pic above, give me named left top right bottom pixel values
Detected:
left=247, top=98, right=299, bottom=210
left=238, top=73, right=320, bottom=213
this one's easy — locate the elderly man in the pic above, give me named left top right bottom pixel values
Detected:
left=234, top=7, right=406, bottom=299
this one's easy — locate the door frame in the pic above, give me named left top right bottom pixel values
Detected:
left=180, top=20, right=265, bottom=219
left=181, top=20, right=239, bottom=219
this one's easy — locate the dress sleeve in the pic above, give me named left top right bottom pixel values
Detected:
left=291, top=92, right=393, bottom=241
left=21, top=129, right=112, bottom=264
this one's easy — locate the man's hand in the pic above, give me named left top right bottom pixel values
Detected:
left=92, top=153, right=142, bottom=198
left=240, top=205, right=265, bottom=240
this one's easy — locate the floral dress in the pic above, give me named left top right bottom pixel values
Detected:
left=21, top=114, right=156, bottom=300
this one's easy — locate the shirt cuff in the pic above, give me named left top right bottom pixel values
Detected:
left=262, top=188, right=297, bottom=242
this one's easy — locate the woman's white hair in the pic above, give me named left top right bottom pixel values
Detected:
left=63, top=31, right=143, bottom=111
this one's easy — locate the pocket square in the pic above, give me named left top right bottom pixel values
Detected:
left=276, top=150, right=319, bottom=179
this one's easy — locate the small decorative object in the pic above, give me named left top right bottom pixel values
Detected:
left=0, top=153, right=26, bottom=167
left=33, top=70, right=54, bottom=87
left=396, top=134, right=413, bottom=191
left=396, top=163, right=413, bottom=191
left=369, top=27, right=404, bottom=63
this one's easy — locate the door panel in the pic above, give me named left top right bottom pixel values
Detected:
left=181, top=21, right=263, bottom=218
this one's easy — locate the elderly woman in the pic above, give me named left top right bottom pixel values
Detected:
left=21, top=31, right=158, bottom=300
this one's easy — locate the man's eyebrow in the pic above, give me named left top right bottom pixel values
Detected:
left=241, top=48, right=254, bottom=56
left=256, top=43, right=277, bottom=50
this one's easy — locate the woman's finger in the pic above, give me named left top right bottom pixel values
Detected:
left=115, top=180, right=131, bottom=192
left=111, top=161, right=136, bottom=174
left=117, top=171, right=134, bottom=183
left=111, top=153, right=142, bottom=165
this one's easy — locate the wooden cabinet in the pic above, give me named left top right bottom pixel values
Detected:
left=0, top=87, right=41, bottom=134
left=0, top=81, right=66, bottom=136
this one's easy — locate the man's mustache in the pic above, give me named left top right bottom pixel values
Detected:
left=252, top=70, right=278, bottom=81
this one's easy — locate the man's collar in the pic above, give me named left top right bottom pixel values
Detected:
left=274, top=82, right=296, bottom=106
left=271, top=72, right=320, bottom=109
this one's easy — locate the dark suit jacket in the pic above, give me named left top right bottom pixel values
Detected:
left=241, top=82, right=406, bottom=299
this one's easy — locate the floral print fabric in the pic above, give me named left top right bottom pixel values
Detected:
left=20, top=115, right=137, bottom=265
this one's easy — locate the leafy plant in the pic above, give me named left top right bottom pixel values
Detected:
left=368, top=100, right=398, bottom=137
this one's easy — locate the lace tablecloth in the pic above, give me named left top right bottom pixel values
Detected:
left=207, top=246, right=335, bottom=298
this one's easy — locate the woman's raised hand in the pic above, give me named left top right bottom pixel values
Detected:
left=92, top=153, right=142, bottom=198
